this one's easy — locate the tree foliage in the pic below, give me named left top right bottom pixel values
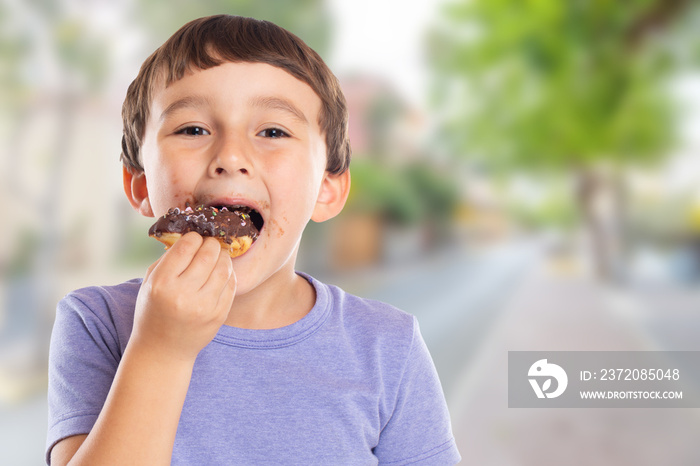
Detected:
left=428, top=0, right=700, bottom=173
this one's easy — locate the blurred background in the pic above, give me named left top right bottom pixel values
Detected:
left=3, top=0, right=700, bottom=464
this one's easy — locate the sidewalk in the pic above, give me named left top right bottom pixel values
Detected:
left=448, top=258, right=700, bottom=466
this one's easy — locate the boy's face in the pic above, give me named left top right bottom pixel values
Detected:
left=127, top=62, right=348, bottom=295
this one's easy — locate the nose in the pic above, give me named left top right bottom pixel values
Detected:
left=208, top=135, right=253, bottom=178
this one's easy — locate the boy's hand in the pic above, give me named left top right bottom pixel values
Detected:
left=131, top=232, right=237, bottom=362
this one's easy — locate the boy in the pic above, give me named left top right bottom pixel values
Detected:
left=47, top=15, right=460, bottom=465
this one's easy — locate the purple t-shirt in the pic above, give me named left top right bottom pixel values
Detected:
left=47, top=273, right=460, bottom=464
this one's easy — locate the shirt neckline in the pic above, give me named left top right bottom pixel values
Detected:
left=211, top=272, right=331, bottom=349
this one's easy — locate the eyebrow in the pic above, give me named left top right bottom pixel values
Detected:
left=158, top=94, right=310, bottom=125
left=249, top=96, right=309, bottom=124
left=158, top=95, right=211, bottom=122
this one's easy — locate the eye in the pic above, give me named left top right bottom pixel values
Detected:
left=257, top=127, right=290, bottom=139
left=176, top=126, right=210, bottom=136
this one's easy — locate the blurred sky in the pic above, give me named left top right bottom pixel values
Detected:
left=328, top=0, right=441, bottom=108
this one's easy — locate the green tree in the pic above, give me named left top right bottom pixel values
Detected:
left=428, top=0, right=700, bottom=280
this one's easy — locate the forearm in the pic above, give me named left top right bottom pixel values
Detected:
left=65, top=342, right=195, bottom=465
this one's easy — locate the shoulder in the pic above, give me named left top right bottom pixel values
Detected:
left=313, top=275, right=415, bottom=328
left=61, top=278, right=142, bottom=309
left=306, top=276, right=461, bottom=464
left=55, top=279, right=142, bottom=352
left=307, top=274, right=418, bottom=361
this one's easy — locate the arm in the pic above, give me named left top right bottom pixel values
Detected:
left=50, top=233, right=236, bottom=465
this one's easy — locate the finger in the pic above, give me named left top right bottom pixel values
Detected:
left=201, top=248, right=235, bottom=298
left=179, top=237, right=224, bottom=287
left=212, top=258, right=237, bottom=320
left=197, top=249, right=235, bottom=326
left=156, top=232, right=204, bottom=277
left=143, top=256, right=163, bottom=282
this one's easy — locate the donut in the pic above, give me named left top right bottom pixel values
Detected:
left=149, top=205, right=262, bottom=258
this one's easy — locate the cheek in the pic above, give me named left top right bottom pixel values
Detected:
left=144, top=167, right=195, bottom=215
left=141, top=128, right=202, bottom=214
left=266, top=175, right=317, bottom=237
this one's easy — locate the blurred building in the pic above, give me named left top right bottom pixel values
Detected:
left=319, top=75, right=461, bottom=271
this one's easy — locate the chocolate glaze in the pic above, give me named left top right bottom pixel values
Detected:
left=149, top=205, right=260, bottom=244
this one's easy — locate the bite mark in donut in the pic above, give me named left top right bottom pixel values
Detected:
left=149, top=205, right=262, bottom=258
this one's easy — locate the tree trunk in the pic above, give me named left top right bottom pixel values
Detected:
left=575, top=167, right=624, bottom=282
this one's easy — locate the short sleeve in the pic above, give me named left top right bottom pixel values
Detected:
left=45, top=292, right=123, bottom=464
left=373, top=318, right=461, bottom=465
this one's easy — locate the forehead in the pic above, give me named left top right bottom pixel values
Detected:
left=149, top=62, right=323, bottom=125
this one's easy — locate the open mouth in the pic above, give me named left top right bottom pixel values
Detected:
left=211, top=204, right=265, bottom=235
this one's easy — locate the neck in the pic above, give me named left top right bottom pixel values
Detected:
left=223, top=269, right=316, bottom=330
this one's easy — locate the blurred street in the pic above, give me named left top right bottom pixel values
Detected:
left=443, top=246, right=700, bottom=466
left=0, top=393, right=46, bottom=466
left=321, top=235, right=700, bottom=465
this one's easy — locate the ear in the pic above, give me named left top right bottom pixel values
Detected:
left=311, top=170, right=351, bottom=223
left=123, top=166, right=154, bottom=217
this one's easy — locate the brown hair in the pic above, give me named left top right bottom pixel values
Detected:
left=120, top=15, right=351, bottom=174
